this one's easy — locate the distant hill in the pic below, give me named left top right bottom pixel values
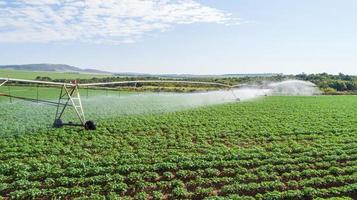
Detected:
left=0, top=64, right=111, bottom=74
left=0, top=64, right=281, bottom=78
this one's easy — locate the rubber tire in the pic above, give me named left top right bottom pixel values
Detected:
left=85, top=120, right=96, bottom=130
left=53, top=119, right=63, bottom=128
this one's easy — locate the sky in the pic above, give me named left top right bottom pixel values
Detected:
left=0, top=0, right=357, bottom=75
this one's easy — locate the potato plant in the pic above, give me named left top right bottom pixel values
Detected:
left=0, top=96, right=357, bottom=199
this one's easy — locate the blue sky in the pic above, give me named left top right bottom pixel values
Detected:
left=0, top=0, right=357, bottom=75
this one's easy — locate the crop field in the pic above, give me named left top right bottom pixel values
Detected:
left=0, top=87, right=238, bottom=136
left=0, top=69, right=111, bottom=80
left=0, top=86, right=129, bottom=102
left=0, top=95, right=356, bottom=199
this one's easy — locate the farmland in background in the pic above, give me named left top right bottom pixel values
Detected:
left=0, top=69, right=111, bottom=80
left=0, top=85, right=130, bottom=102
left=0, top=96, right=356, bottom=199
left=3, top=69, right=357, bottom=94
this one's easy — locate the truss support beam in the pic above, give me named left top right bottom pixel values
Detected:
left=0, top=79, right=8, bottom=87
left=53, top=84, right=86, bottom=128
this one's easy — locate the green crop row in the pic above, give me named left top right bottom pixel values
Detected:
left=1, top=96, right=357, bottom=199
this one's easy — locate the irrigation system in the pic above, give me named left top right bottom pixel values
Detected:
left=0, top=77, right=239, bottom=130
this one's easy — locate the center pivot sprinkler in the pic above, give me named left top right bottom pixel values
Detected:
left=53, top=80, right=96, bottom=130
left=0, top=77, right=236, bottom=130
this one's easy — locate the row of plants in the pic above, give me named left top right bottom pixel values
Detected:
left=1, top=96, right=357, bottom=199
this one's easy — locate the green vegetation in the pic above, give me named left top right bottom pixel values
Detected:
left=0, top=85, right=126, bottom=102
left=50, top=72, right=357, bottom=94
left=0, top=96, right=356, bottom=199
left=296, top=73, right=357, bottom=94
left=3, top=69, right=357, bottom=94
left=0, top=86, right=62, bottom=102
left=0, top=69, right=111, bottom=80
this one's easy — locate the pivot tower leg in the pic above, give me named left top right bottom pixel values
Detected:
left=53, top=84, right=93, bottom=129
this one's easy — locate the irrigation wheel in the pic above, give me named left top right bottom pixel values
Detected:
left=53, top=119, right=63, bottom=128
left=85, top=120, right=96, bottom=130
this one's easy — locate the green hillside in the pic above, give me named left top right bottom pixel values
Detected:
left=0, top=69, right=111, bottom=80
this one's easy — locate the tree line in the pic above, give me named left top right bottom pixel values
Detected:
left=36, top=72, right=357, bottom=94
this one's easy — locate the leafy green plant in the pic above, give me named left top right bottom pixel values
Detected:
left=1, top=96, right=357, bottom=199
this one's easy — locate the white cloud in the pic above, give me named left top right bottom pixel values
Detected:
left=0, top=0, right=233, bottom=44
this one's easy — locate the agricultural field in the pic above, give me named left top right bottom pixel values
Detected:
left=0, top=95, right=356, bottom=199
left=0, top=69, right=111, bottom=80
left=0, top=87, right=237, bottom=136
left=0, top=85, right=128, bottom=102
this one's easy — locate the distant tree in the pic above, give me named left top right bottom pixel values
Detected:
left=329, top=80, right=347, bottom=91
left=339, top=73, right=352, bottom=81
left=296, top=73, right=307, bottom=80
left=35, top=76, right=52, bottom=81
left=346, top=81, right=357, bottom=91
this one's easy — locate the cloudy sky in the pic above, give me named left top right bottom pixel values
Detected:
left=0, top=0, right=357, bottom=74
